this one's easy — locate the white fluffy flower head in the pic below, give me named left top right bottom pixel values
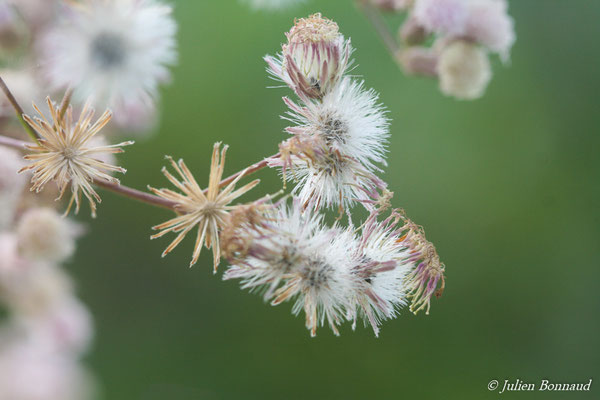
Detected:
left=39, top=0, right=177, bottom=120
left=285, top=77, right=389, bottom=171
left=225, top=200, right=357, bottom=336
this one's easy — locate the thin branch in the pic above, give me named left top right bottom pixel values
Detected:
left=0, top=134, right=275, bottom=212
left=94, top=178, right=178, bottom=211
left=357, top=0, right=402, bottom=63
left=0, top=76, right=40, bottom=142
left=0, top=135, right=29, bottom=150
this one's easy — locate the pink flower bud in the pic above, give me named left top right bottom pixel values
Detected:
left=266, top=14, right=352, bottom=99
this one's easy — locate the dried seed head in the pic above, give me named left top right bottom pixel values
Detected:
left=19, top=97, right=133, bottom=217
left=149, top=143, right=260, bottom=271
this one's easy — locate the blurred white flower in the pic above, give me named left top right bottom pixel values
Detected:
left=0, top=260, right=73, bottom=318
left=413, top=0, right=470, bottom=37
left=265, top=13, right=352, bottom=99
left=0, top=340, right=94, bottom=400
left=16, top=207, right=79, bottom=263
left=465, top=0, right=515, bottom=61
left=437, top=40, right=491, bottom=100
left=38, top=0, right=177, bottom=127
left=0, top=145, right=27, bottom=229
left=15, top=298, right=93, bottom=356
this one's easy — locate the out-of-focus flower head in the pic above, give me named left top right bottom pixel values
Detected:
left=266, top=13, right=352, bottom=99
left=0, top=260, right=73, bottom=318
left=14, top=298, right=94, bottom=356
left=16, top=207, right=80, bottom=263
left=38, top=0, right=177, bottom=129
left=464, top=0, right=515, bottom=62
left=0, top=339, right=94, bottom=400
left=437, top=40, right=491, bottom=100
left=412, top=0, right=515, bottom=59
left=413, top=0, right=470, bottom=37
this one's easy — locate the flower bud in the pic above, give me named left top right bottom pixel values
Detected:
left=437, top=40, right=491, bottom=100
left=399, top=47, right=438, bottom=77
left=16, top=208, right=78, bottom=263
left=399, top=15, right=427, bottom=46
left=267, top=13, right=351, bottom=99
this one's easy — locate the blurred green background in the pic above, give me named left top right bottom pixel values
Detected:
left=69, top=1, right=600, bottom=399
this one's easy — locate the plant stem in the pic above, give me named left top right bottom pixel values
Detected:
left=0, top=134, right=275, bottom=212
left=94, top=178, right=178, bottom=211
left=0, top=76, right=40, bottom=142
left=0, top=135, right=29, bottom=150
left=356, top=0, right=402, bottom=64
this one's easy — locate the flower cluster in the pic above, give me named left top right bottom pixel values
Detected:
left=221, top=15, right=446, bottom=336
left=223, top=200, right=443, bottom=336
left=0, top=169, right=94, bottom=399
left=0, top=0, right=450, bottom=361
left=377, top=0, right=515, bottom=99
left=0, top=0, right=175, bottom=393
left=267, top=14, right=389, bottom=212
